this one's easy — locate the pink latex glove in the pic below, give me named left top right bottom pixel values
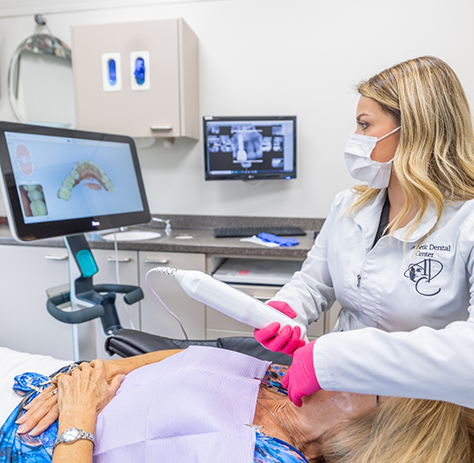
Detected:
left=282, top=340, right=321, bottom=407
left=254, top=301, right=306, bottom=355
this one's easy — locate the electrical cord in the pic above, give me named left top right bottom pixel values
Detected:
left=113, top=230, right=136, bottom=330
left=145, top=267, right=188, bottom=340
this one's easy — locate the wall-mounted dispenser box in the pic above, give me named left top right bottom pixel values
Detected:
left=71, top=18, right=199, bottom=139
left=101, top=52, right=122, bottom=92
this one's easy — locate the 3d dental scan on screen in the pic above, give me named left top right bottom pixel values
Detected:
left=0, top=121, right=150, bottom=241
left=203, top=116, right=297, bottom=180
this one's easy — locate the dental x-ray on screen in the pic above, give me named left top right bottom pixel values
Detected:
left=203, top=116, right=297, bottom=181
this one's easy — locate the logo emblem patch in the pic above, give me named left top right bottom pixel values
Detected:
left=404, top=259, right=443, bottom=296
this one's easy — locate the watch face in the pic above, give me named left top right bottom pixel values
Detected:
left=63, top=428, right=80, bottom=443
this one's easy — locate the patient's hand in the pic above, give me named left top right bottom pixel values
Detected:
left=17, top=359, right=124, bottom=436
left=18, top=350, right=181, bottom=436
left=52, top=361, right=124, bottom=463
left=57, top=359, right=124, bottom=417
left=16, top=384, right=59, bottom=436
left=104, top=358, right=128, bottom=383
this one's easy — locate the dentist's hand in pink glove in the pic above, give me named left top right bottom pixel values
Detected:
left=254, top=301, right=306, bottom=355
left=282, top=340, right=321, bottom=407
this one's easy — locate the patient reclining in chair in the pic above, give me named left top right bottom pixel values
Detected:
left=1, top=346, right=473, bottom=463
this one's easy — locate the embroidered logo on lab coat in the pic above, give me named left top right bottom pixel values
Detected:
left=404, top=258, right=443, bottom=296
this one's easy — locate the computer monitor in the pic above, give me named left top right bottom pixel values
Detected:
left=0, top=121, right=150, bottom=241
left=203, top=116, right=297, bottom=181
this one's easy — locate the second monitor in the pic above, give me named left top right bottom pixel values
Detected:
left=203, top=116, right=297, bottom=181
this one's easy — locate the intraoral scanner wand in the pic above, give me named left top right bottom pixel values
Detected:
left=147, top=267, right=307, bottom=338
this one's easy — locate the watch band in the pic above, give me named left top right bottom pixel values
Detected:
left=54, top=427, right=95, bottom=449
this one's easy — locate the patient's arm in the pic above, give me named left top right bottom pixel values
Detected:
left=104, top=349, right=182, bottom=381
left=52, top=359, right=122, bottom=463
left=18, top=349, right=182, bottom=436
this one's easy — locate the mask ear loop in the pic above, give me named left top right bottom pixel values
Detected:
left=377, top=126, right=401, bottom=142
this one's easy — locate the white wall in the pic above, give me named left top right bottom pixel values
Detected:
left=0, top=0, right=473, bottom=218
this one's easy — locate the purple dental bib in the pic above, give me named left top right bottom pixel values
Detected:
left=94, top=346, right=270, bottom=462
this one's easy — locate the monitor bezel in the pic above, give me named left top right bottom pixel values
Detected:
left=203, top=115, right=297, bottom=181
left=0, top=121, right=151, bottom=242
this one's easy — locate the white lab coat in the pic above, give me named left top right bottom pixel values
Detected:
left=273, top=188, right=474, bottom=408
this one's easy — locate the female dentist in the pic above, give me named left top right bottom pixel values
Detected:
left=255, top=56, right=474, bottom=409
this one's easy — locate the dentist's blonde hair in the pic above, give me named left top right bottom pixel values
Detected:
left=322, top=397, right=474, bottom=463
left=350, top=56, right=474, bottom=242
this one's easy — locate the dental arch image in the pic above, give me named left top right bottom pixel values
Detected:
left=57, top=160, right=114, bottom=201
left=19, top=184, right=48, bottom=217
left=16, top=144, right=35, bottom=176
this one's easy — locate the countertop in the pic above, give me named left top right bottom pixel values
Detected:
left=0, top=214, right=325, bottom=259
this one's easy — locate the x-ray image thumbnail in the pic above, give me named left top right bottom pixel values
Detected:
left=206, top=123, right=284, bottom=168
left=231, top=125, right=263, bottom=163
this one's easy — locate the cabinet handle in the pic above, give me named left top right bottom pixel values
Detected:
left=107, top=257, right=131, bottom=263
left=150, top=126, right=172, bottom=131
left=45, top=255, right=68, bottom=261
left=144, top=258, right=170, bottom=265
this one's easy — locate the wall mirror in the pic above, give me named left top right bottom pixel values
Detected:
left=8, top=15, right=75, bottom=128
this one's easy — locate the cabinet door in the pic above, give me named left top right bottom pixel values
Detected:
left=90, top=249, right=139, bottom=360
left=72, top=19, right=181, bottom=138
left=93, top=249, right=140, bottom=330
left=139, top=251, right=206, bottom=339
left=0, top=245, right=73, bottom=359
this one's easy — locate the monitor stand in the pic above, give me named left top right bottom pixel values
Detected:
left=46, top=234, right=144, bottom=361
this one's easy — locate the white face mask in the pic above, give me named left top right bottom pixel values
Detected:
left=344, top=127, right=400, bottom=189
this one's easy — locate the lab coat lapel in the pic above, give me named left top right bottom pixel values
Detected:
left=393, top=203, right=438, bottom=243
left=353, top=189, right=439, bottom=246
left=353, top=189, right=387, bottom=252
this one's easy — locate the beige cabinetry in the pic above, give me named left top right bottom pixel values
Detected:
left=72, top=18, right=199, bottom=139
left=0, top=246, right=140, bottom=360
left=0, top=245, right=74, bottom=359
left=0, top=245, right=336, bottom=359
left=139, top=251, right=206, bottom=339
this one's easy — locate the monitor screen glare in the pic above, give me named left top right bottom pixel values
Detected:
left=203, top=116, right=296, bottom=181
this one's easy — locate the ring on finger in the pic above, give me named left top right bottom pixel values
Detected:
left=50, top=389, right=58, bottom=397
left=67, top=363, right=80, bottom=374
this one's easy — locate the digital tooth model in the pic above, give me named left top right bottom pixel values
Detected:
left=20, top=184, right=48, bottom=216
left=57, top=161, right=114, bottom=201
left=16, top=144, right=34, bottom=176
